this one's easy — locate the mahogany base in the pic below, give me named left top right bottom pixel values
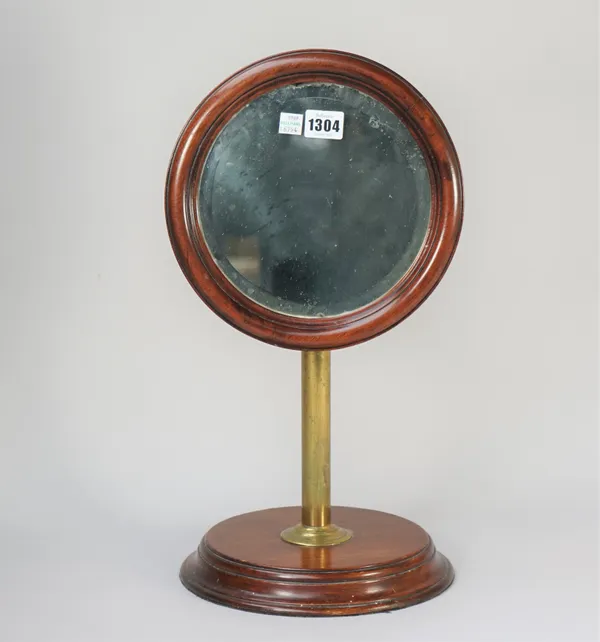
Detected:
left=180, top=506, right=453, bottom=616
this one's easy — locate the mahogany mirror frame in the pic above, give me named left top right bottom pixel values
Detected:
left=165, top=49, right=463, bottom=350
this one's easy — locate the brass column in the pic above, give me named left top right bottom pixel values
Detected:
left=302, top=350, right=331, bottom=527
left=281, top=351, right=353, bottom=547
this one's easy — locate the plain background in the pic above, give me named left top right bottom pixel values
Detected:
left=0, top=1, right=597, bottom=641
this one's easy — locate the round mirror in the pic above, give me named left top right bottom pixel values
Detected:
left=199, top=83, right=431, bottom=318
left=166, top=50, right=463, bottom=349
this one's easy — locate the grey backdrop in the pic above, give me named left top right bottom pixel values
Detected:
left=0, top=1, right=597, bottom=641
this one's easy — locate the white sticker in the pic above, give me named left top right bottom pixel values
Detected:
left=278, top=112, right=303, bottom=136
left=304, top=110, right=344, bottom=140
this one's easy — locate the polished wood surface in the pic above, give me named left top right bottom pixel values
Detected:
left=180, top=506, right=453, bottom=616
left=165, top=49, right=463, bottom=350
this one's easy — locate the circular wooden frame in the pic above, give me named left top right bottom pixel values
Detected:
left=165, top=49, right=463, bottom=350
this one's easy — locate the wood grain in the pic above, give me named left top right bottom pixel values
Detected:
left=165, top=49, right=463, bottom=350
left=180, top=506, right=454, bottom=616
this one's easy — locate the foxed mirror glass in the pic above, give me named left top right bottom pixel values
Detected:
left=198, top=83, right=431, bottom=318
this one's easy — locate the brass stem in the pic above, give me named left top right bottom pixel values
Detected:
left=301, top=350, right=331, bottom=528
left=280, top=351, right=352, bottom=547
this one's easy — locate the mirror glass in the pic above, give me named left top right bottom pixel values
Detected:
left=198, top=83, right=431, bottom=317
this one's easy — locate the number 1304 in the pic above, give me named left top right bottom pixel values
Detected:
left=307, top=118, right=340, bottom=133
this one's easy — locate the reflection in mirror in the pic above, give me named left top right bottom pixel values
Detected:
left=198, top=83, right=431, bottom=317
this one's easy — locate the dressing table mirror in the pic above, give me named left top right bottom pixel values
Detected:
left=165, top=49, right=463, bottom=616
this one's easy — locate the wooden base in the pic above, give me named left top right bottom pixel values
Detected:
left=180, top=506, right=453, bottom=616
